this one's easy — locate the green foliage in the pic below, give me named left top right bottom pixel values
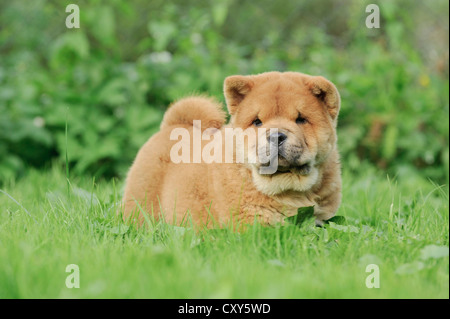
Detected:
left=285, top=206, right=315, bottom=227
left=0, top=0, right=448, bottom=183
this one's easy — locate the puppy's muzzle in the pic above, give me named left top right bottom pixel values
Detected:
left=268, top=132, right=288, bottom=147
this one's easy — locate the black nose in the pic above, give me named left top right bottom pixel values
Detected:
left=268, top=132, right=287, bottom=146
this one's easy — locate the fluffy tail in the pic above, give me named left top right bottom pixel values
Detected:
left=160, top=96, right=227, bottom=130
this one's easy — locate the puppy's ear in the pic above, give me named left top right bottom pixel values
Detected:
left=307, top=76, right=340, bottom=121
left=224, top=75, right=254, bottom=115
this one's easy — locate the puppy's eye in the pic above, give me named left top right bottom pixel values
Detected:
left=252, top=118, right=263, bottom=127
left=296, top=114, right=307, bottom=124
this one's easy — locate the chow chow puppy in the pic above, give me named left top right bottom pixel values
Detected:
left=123, top=71, right=341, bottom=228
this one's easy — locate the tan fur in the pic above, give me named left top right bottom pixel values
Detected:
left=123, top=71, right=342, bottom=228
left=160, top=96, right=226, bottom=130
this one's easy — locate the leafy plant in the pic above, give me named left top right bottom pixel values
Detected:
left=0, top=0, right=448, bottom=184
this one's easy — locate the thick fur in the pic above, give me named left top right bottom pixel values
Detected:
left=160, top=96, right=226, bottom=130
left=123, top=71, right=342, bottom=228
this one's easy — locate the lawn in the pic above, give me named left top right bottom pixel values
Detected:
left=0, top=165, right=448, bottom=298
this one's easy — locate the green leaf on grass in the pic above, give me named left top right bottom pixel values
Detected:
left=325, top=215, right=347, bottom=225
left=420, top=245, right=449, bottom=260
left=285, top=206, right=315, bottom=227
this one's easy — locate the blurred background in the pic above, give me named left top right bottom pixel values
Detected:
left=0, top=0, right=448, bottom=185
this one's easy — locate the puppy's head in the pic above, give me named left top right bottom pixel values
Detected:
left=224, top=71, right=340, bottom=195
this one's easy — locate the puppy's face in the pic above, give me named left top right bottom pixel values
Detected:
left=224, top=72, right=340, bottom=195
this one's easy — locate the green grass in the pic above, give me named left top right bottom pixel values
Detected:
left=0, top=165, right=448, bottom=298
